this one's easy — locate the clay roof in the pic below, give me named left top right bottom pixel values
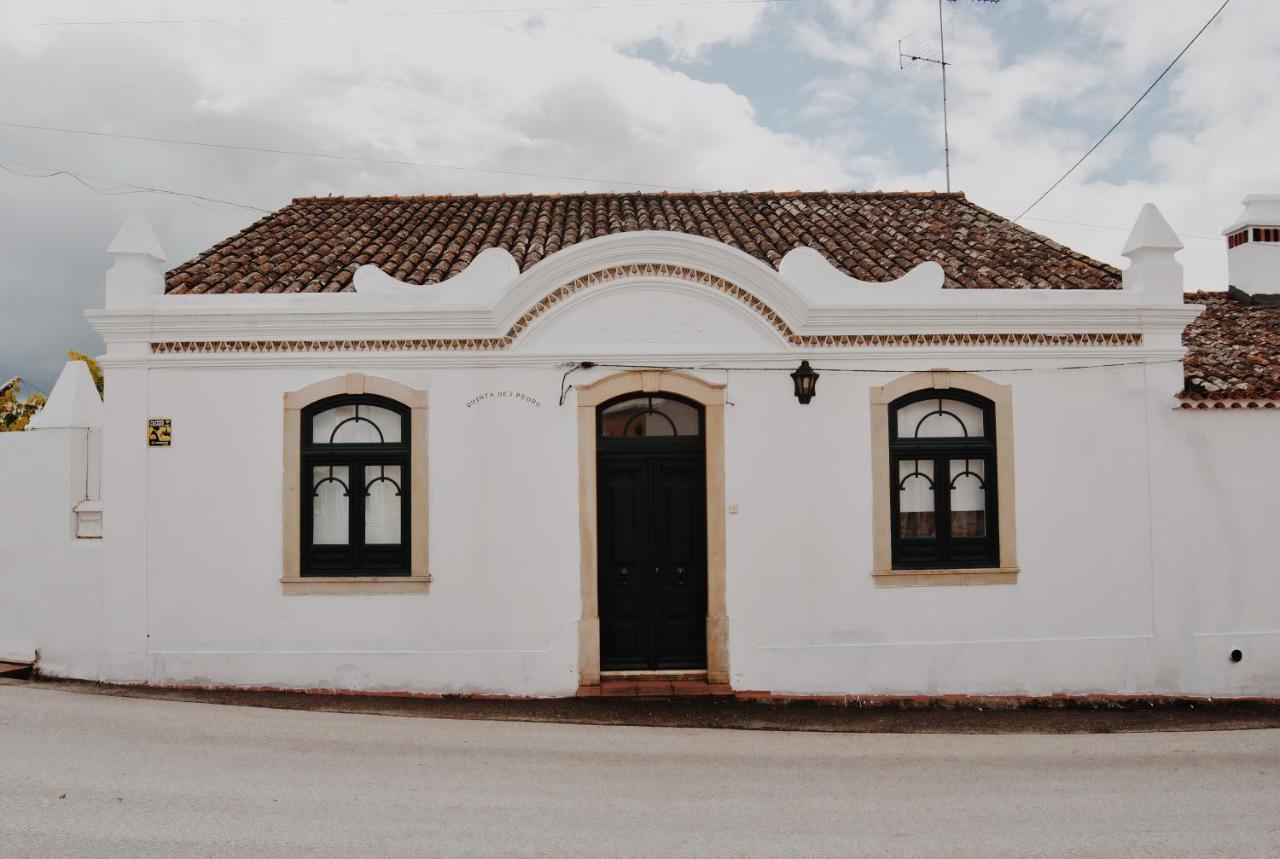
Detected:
left=1181, top=292, right=1280, bottom=408
left=164, top=191, right=1122, bottom=295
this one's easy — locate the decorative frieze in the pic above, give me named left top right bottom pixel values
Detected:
left=149, top=263, right=1144, bottom=354
left=153, top=338, right=511, bottom=353
left=1177, top=398, right=1280, bottom=410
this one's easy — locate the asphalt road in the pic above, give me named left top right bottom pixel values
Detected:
left=1, top=684, right=1278, bottom=857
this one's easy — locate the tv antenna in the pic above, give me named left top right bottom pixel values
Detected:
left=898, top=0, right=1000, bottom=192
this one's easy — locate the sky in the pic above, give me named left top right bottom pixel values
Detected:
left=1, top=0, right=1275, bottom=393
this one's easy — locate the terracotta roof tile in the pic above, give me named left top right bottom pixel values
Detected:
left=1182, top=292, right=1280, bottom=405
left=158, top=193, right=1280, bottom=405
left=164, top=191, right=1122, bottom=295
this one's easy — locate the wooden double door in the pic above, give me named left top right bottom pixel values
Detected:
left=597, top=439, right=708, bottom=672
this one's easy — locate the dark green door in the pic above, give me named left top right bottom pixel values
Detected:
left=597, top=394, right=707, bottom=671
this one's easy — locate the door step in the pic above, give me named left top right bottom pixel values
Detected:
left=599, top=669, right=707, bottom=680
left=584, top=672, right=732, bottom=698
left=0, top=661, right=34, bottom=679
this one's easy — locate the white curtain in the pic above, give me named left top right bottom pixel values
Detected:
left=364, top=465, right=402, bottom=545
left=312, top=466, right=349, bottom=544
left=896, top=398, right=984, bottom=439
left=897, top=460, right=935, bottom=538
left=312, top=405, right=402, bottom=444
left=949, top=460, right=986, bottom=537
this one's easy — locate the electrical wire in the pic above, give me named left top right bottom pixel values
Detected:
left=1015, top=0, right=1233, bottom=221
left=0, top=160, right=271, bottom=213
left=0, top=121, right=691, bottom=190
left=557, top=358, right=1183, bottom=406
left=581, top=359, right=1185, bottom=374
left=1022, top=216, right=1219, bottom=243
left=3, top=0, right=798, bottom=28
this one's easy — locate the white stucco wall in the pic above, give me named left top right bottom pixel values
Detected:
left=6, top=220, right=1276, bottom=698
left=56, top=353, right=1279, bottom=698
left=0, top=428, right=101, bottom=671
left=1153, top=408, right=1280, bottom=696
left=134, top=365, right=580, bottom=694
left=722, top=364, right=1158, bottom=696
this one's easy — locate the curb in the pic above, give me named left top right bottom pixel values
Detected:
left=6, top=675, right=1280, bottom=734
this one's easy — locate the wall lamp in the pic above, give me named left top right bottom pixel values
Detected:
left=790, top=360, right=819, bottom=405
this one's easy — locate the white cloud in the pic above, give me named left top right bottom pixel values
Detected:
left=0, top=0, right=1273, bottom=390
left=786, top=0, right=1275, bottom=291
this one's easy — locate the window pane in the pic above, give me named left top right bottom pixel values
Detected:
left=312, top=404, right=402, bottom=444
left=312, top=466, right=350, bottom=544
left=896, top=397, right=984, bottom=439
left=601, top=396, right=700, bottom=437
left=651, top=397, right=700, bottom=435
left=897, top=460, right=935, bottom=538
left=364, top=465, right=403, bottom=545
left=949, top=459, right=987, bottom=538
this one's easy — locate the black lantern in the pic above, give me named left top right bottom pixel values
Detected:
left=790, top=360, right=819, bottom=405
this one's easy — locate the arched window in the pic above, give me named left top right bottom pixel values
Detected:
left=301, top=394, right=411, bottom=577
left=598, top=394, right=703, bottom=439
left=888, top=389, right=998, bottom=569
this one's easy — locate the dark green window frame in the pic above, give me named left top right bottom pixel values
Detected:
left=888, top=388, right=999, bottom=570
left=300, top=394, right=411, bottom=578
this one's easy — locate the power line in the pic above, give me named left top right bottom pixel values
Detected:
left=1022, top=216, right=1219, bottom=243
left=0, top=121, right=690, bottom=190
left=559, top=359, right=1183, bottom=403
left=0, top=160, right=271, bottom=213
left=581, top=359, right=1184, bottom=374
left=1015, top=0, right=1232, bottom=221
left=3, top=0, right=797, bottom=28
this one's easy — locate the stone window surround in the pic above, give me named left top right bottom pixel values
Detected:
left=575, top=370, right=729, bottom=686
left=282, top=373, right=429, bottom=595
left=870, top=370, right=1018, bottom=587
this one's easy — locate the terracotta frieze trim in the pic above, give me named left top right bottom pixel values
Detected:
left=786, top=332, right=1142, bottom=348
left=150, top=330, right=1143, bottom=354
left=507, top=262, right=793, bottom=343
left=152, top=338, right=510, bottom=353
left=1177, top=397, right=1280, bottom=410
left=149, top=263, right=1145, bottom=354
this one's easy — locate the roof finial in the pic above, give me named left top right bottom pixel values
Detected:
left=1122, top=203, right=1183, bottom=259
left=1121, top=203, right=1183, bottom=302
left=105, top=213, right=167, bottom=308
left=107, top=213, right=166, bottom=262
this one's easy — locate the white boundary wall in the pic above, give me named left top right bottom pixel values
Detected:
left=0, top=426, right=102, bottom=673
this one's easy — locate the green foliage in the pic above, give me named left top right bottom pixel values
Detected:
left=0, top=378, right=46, bottom=432
left=0, top=350, right=102, bottom=431
left=67, top=351, right=104, bottom=396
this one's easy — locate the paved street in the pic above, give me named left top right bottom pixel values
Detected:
left=1, top=683, right=1278, bottom=857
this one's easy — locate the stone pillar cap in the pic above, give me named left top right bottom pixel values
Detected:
left=107, top=213, right=166, bottom=262
left=1122, top=203, right=1183, bottom=259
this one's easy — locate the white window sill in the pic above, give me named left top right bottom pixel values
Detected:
left=281, top=576, right=431, bottom=595
left=873, top=567, right=1018, bottom=588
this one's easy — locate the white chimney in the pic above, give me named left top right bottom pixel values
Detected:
left=1224, top=193, right=1280, bottom=305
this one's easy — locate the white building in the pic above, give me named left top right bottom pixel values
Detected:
left=3, top=190, right=1278, bottom=699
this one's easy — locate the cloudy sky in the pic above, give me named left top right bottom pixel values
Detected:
left=1, top=0, right=1272, bottom=392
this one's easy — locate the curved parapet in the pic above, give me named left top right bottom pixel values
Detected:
left=779, top=246, right=946, bottom=303
left=353, top=246, right=519, bottom=304
left=126, top=227, right=1194, bottom=358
